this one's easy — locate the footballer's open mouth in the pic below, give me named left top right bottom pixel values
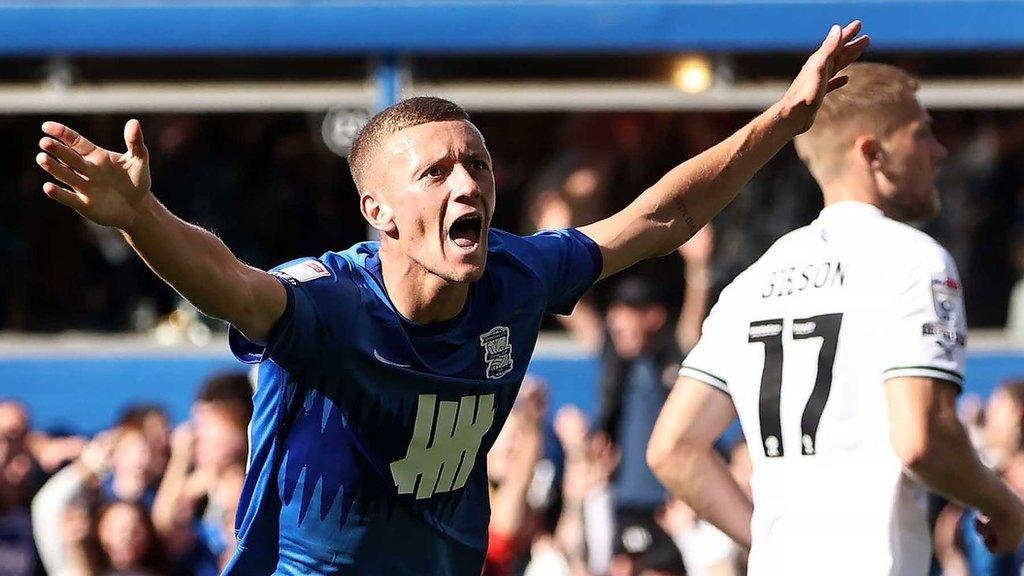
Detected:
left=448, top=213, right=484, bottom=250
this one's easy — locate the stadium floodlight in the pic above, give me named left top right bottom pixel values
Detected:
left=671, top=54, right=713, bottom=94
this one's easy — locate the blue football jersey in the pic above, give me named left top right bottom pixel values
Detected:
left=222, top=228, right=601, bottom=575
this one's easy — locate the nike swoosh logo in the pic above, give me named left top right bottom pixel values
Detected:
left=373, top=349, right=411, bottom=368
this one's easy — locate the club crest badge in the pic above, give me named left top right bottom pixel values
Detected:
left=480, top=326, right=513, bottom=379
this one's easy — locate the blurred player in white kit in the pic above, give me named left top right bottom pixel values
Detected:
left=647, top=62, right=1024, bottom=575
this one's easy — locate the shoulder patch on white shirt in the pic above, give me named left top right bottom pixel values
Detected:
left=275, top=260, right=331, bottom=284
left=930, top=274, right=962, bottom=322
left=931, top=274, right=961, bottom=296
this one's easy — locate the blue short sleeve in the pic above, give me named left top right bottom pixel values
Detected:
left=228, top=258, right=330, bottom=374
left=520, top=228, right=603, bottom=315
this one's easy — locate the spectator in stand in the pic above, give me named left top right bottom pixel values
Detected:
left=100, top=421, right=160, bottom=509
left=0, top=401, right=43, bottom=576
left=553, top=404, right=620, bottom=576
left=484, top=378, right=547, bottom=576
left=191, top=372, right=251, bottom=547
left=153, top=421, right=247, bottom=575
left=0, top=401, right=44, bottom=493
left=191, top=372, right=254, bottom=421
left=96, top=501, right=170, bottom=575
left=592, top=256, right=712, bottom=575
left=984, top=380, right=1024, bottom=469
left=525, top=148, right=619, bottom=351
left=527, top=150, right=616, bottom=234
left=935, top=379, right=1024, bottom=576
left=554, top=228, right=710, bottom=575
left=32, top=431, right=171, bottom=575
left=153, top=372, right=251, bottom=575
left=116, top=405, right=171, bottom=485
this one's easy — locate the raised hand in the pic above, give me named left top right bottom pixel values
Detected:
left=77, top=430, right=115, bottom=478
left=677, top=223, right=715, bottom=266
left=553, top=405, right=589, bottom=453
left=36, top=119, right=153, bottom=230
left=779, top=21, right=870, bottom=134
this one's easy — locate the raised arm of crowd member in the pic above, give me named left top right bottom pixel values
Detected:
left=35, top=120, right=286, bottom=343
left=552, top=405, right=594, bottom=576
left=675, top=224, right=715, bottom=353
left=556, top=299, right=606, bottom=354
left=485, top=379, right=546, bottom=576
left=578, top=22, right=868, bottom=280
left=151, top=423, right=200, bottom=559
left=31, top=432, right=115, bottom=576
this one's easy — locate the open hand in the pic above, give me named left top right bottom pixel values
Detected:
left=169, top=423, right=196, bottom=464
left=779, top=21, right=870, bottom=134
left=553, top=405, right=590, bottom=453
left=36, top=119, right=153, bottom=230
left=78, top=430, right=116, bottom=478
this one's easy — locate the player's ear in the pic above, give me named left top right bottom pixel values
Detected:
left=360, top=192, right=397, bottom=234
left=856, top=135, right=883, bottom=170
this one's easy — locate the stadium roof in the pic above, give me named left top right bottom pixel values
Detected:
left=3, top=1, right=1024, bottom=56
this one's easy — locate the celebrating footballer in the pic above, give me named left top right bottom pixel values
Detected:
left=37, top=22, right=868, bottom=576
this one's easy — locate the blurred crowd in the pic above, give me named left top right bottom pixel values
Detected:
left=4, top=109, right=1024, bottom=333
left=7, top=371, right=1024, bottom=575
left=1, top=373, right=252, bottom=576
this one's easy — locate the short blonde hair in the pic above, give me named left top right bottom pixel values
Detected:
left=794, top=63, right=920, bottom=182
left=347, top=96, right=472, bottom=194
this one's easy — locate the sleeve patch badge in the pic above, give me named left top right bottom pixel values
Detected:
left=931, top=275, right=961, bottom=296
left=921, top=321, right=966, bottom=346
left=931, top=274, right=962, bottom=322
left=275, top=260, right=331, bottom=284
left=922, top=321, right=966, bottom=359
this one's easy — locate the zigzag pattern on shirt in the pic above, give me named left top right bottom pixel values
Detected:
left=277, top=372, right=520, bottom=531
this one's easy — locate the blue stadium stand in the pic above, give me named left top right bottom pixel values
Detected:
left=0, top=1, right=1022, bottom=55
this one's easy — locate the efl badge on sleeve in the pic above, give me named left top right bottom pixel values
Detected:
left=275, top=260, right=331, bottom=285
left=930, top=275, right=962, bottom=322
left=480, top=326, right=514, bottom=379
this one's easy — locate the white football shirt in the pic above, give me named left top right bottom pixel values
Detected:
left=680, top=201, right=967, bottom=576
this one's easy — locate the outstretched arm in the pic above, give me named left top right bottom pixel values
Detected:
left=35, top=120, right=285, bottom=342
left=579, top=22, right=868, bottom=280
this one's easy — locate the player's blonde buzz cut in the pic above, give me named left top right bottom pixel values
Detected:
left=347, top=96, right=472, bottom=194
left=794, top=62, right=920, bottom=183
